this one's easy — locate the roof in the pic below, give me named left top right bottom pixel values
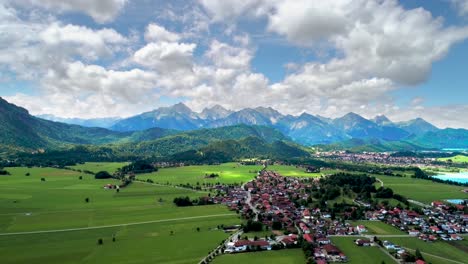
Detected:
left=323, top=244, right=341, bottom=254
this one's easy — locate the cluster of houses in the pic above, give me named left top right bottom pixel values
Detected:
left=211, top=169, right=466, bottom=263
left=318, top=151, right=436, bottom=166
left=366, top=201, right=467, bottom=242
left=217, top=171, right=352, bottom=262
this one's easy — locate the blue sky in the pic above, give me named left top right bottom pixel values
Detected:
left=0, top=0, right=468, bottom=128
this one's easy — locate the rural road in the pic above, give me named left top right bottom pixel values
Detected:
left=0, top=213, right=236, bottom=236
left=404, top=247, right=465, bottom=264
left=242, top=181, right=259, bottom=221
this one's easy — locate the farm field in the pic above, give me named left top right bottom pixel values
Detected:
left=374, top=174, right=468, bottom=203
left=213, top=249, right=305, bottom=264
left=349, top=221, right=405, bottom=235
left=0, top=165, right=241, bottom=263
left=386, top=237, right=468, bottom=264
left=139, top=162, right=261, bottom=185
left=68, top=162, right=130, bottom=174
left=438, top=155, right=468, bottom=163
left=0, top=216, right=238, bottom=264
left=140, top=163, right=326, bottom=186
left=267, top=165, right=336, bottom=177
left=331, top=237, right=396, bottom=264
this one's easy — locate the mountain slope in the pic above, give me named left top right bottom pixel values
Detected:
left=0, top=97, right=176, bottom=152
left=111, top=103, right=204, bottom=131
left=396, top=118, right=439, bottom=135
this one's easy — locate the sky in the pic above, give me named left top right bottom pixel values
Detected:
left=0, top=0, right=468, bottom=128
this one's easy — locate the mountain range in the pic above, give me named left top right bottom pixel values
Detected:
left=63, top=102, right=453, bottom=147
left=3, top=97, right=468, bottom=156
left=0, top=97, right=309, bottom=161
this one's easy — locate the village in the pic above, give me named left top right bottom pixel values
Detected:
left=208, top=170, right=467, bottom=263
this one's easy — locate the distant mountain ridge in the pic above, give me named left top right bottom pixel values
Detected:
left=3, top=97, right=468, bottom=154
left=106, top=103, right=447, bottom=146
left=0, top=97, right=306, bottom=160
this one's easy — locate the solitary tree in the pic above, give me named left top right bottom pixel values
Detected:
left=85, top=197, right=90, bottom=203
left=415, top=248, right=424, bottom=261
left=196, top=227, right=200, bottom=232
left=97, top=238, right=103, bottom=245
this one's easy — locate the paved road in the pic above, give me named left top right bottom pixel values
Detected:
left=241, top=181, right=259, bottom=221
left=0, top=213, right=236, bottom=236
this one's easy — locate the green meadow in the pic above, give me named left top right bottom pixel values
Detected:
left=386, top=237, right=468, bottom=264
left=139, top=163, right=324, bottom=186
left=331, top=237, right=396, bottom=264
left=0, top=165, right=241, bottom=263
left=68, top=162, right=130, bottom=174
left=213, top=249, right=305, bottom=264
left=374, top=174, right=468, bottom=203
left=438, top=155, right=468, bottom=163
left=348, top=221, right=405, bottom=235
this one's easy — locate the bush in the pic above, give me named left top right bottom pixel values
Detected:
left=40, top=177, right=46, bottom=181
left=95, top=171, right=112, bottom=179
left=97, top=238, right=103, bottom=245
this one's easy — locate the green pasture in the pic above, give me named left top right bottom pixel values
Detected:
left=348, top=221, right=405, bottom=235
left=68, top=162, right=130, bottom=174
left=140, top=163, right=326, bottom=186
left=438, top=155, right=468, bottom=163
left=0, top=166, right=241, bottom=263
left=0, top=216, right=238, bottom=264
left=213, top=249, right=305, bottom=264
left=331, top=237, right=396, bottom=264
left=139, top=162, right=260, bottom=185
left=373, top=174, right=468, bottom=203
left=386, top=237, right=468, bottom=264
left=0, top=167, right=238, bottom=232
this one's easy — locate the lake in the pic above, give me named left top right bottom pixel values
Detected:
left=432, top=171, right=468, bottom=184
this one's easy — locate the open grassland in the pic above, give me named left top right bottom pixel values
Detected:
left=140, top=163, right=326, bottom=186
left=438, top=155, right=468, bottom=163
left=331, top=237, right=396, bottom=264
left=68, top=162, right=129, bottom=174
left=0, top=217, right=238, bottom=264
left=374, top=174, right=468, bottom=203
left=213, top=249, right=305, bottom=264
left=0, top=166, right=241, bottom=263
left=267, top=165, right=336, bottom=177
left=349, top=221, right=405, bottom=235
left=386, top=237, right=468, bottom=264
left=0, top=167, right=238, bottom=232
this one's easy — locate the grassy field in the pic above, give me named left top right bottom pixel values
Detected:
left=375, top=174, right=468, bottom=203
left=438, top=155, right=468, bottom=163
left=213, top=249, right=305, bottom=264
left=331, top=237, right=396, bottom=264
left=0, top=167, right=238, bottom=232
left=68, top=162, right=130, bottom=174
left=386, top=237, right=468, bottom=264
left=140, top=163, right=326, bottom=186
left=267, top=165, right=336, bottom=177
left=349, top=221, right=405, bottom=235
left=0, top=216, right=238, bottom=264
left=0, top=166, right=241, bottom=263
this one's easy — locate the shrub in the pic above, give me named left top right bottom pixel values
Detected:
left=95, top=171, right=112, bottom=179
